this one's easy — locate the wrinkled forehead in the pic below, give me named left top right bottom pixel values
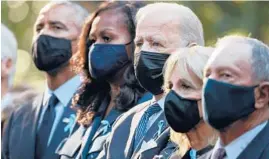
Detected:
left=206, top=42, right=253, bottom=70
left=35, top=4, right=77, bottom=27
left=136, top=11, right=181, bottom=39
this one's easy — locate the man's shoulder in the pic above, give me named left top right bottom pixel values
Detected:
left=120, top=100, right=151, bottom=119
left=112, top=100, right=151, bottom=128
left=12, top=93, right=43, bottom=116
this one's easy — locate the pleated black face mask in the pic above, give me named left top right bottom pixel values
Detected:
left=88, top=43, right=130, bottom=79
left=32, top=35, right=73, bottom=73
left=202, top=79, right=257, bottom=130
left=134, top=51, right=170, bottom=95
left=164, top=90, right=201, bottom=133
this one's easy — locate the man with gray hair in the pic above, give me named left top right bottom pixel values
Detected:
left=201, top=35, right=269, bottom=159
left=2, top=2, right=88, bottom=159
left=97, top=3, right=204, bottom=159
left=1, top=24, right=17, bottom=109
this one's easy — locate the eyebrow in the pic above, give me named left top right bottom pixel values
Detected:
left=148, top=35, right=166, bottom=44
left=49, top=21, right=68, bottom=30
left=89, top=28, right=114, bottom=38
left=178, top=78, right=196, bottom=88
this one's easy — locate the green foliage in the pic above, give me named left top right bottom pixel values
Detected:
left=1, top=1, right=269, bottom=90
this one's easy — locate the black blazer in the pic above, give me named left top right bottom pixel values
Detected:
left=2, top=94, right=78, bottom=159
left=200, top=120, right=269, bottom=159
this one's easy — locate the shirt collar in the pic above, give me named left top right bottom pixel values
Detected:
left=1, top=93, right=12, bottom=109
left=213, top=120, right=268, bottom=159
left=43, top=75, right=82, bottom=106
left=150, top=96, right=165, bottom=110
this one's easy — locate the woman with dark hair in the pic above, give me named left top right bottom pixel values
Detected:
left=56, top=1, right=150, bottom=159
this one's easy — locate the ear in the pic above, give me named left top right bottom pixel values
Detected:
left=1, top=58, right=13, bottom=76
left=255, top=82, right=269, bottom=109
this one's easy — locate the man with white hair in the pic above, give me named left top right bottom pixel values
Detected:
left=1, top=24, right=17, bottom=108
left=97, top=3, right=204, bottom=159
left=2, top=2, right=88, bottom=159
left=201, top=35, right=269, bottom=159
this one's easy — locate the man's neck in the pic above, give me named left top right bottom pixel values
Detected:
left=153, top=93, right=163, bottom=101
left=219, top=109, right=269, bottom=146
left=1, top=79, right=9, bottom=98
left=46, top=67, right=76, bottom=91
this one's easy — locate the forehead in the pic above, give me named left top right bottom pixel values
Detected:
left=90, top=9, right=128, bottom=34
left=35, top=4, right=77, bottom=26
left=136, top=11, right=180, bottom=40
left=206, top=42, right=253, bottom=70
left=170, top=60, right=203, bottom=88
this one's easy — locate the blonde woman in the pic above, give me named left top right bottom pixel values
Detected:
left=163, top=46, right=216, bottom=159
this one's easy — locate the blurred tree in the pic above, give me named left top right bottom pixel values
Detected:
left=1, top=1, right=269, bottom=91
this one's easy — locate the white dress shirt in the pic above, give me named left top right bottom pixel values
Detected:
left=1, top=93, right=12, bottom=110
left=212, top=120, right=268, bottom=159
left=38, top=75, right=81, bottom=146
left=146, top=96, right=165, bottom=131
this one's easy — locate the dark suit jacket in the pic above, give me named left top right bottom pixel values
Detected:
left=97, top=101, right=177, bottom=159
left=199, top=120, right=269, bottom=159
left=2, top=94, right=78, bottom=159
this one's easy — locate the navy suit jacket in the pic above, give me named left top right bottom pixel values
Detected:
left=2, top=94, right=78, bottom=159
left=97, top=101, right=177, bottom=159
left=200, top=120, right=269, bottom=159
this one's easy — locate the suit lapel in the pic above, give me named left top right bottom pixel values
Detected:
left=132, top=111, right=168, bottom=156
left=17, top=94, right=43, bottom=159
left=91, top=109, right=121, bottom=142
left=237, top=121, right=269, bottom=159
left=56, top=126, right=86, bottom=158
left=126, top=102, right=151, bottom=156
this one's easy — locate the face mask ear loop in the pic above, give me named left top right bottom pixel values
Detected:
left=125, top=41, right=133, bottom=46
left=125, top=41, right=134, bottom=63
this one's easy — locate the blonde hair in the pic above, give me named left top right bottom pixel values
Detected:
left=163, top=46, right=214, bottom=156
left=163, top=46, right=213, bottom=92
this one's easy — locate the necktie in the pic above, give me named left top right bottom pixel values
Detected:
left=134, top=103, right=161, bottom=148
left=212, top=148, right=226, bottom=159
left=35, top=94, right=58, bottom=158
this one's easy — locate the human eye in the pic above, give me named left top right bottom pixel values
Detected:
left=102, top=36, right=111, bottom=43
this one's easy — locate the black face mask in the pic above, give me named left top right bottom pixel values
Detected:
left=32, top=35, right=72, bottom=73
left=88, top=43, right=130, bottom=79
left=164, top=90, right=201, bottom=133
left=134, top=51, right=170, bottom=95
left=202, top=79, right=257, bottom=130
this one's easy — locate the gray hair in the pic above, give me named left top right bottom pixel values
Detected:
left=216, top=35, right=269, bottom=82
left=1, top=24, right=17, bottom=87
left=40, top=1, right=89, bottom=28
left=136, top=3, right=204, bottom=46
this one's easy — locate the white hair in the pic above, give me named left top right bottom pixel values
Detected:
left=136, top=3, right=204, bottom=46
left=1, top=24, right=18, bottom=87
left=40, top=1, right=89, bottom=28
left=216, top=35, right=269, bottom=82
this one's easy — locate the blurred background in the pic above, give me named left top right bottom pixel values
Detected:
left=1, top=1, right=269, bottom=91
